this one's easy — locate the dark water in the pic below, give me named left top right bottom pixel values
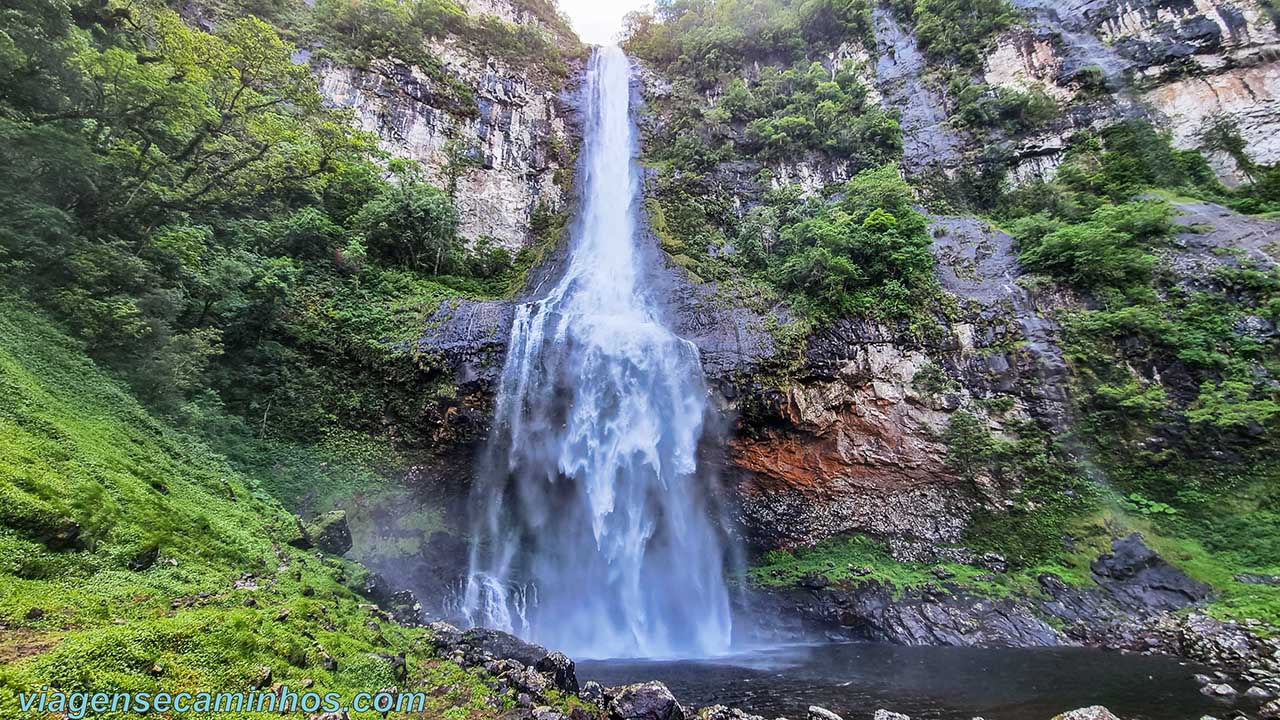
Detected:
left=580, top=643, right=1249, bottom=720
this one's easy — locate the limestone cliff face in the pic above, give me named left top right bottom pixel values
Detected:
left=316, top=0, right=584, bottom=250
left=990, top=0, right=1280, bottom=183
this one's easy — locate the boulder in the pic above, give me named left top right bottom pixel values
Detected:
left=1260, top=699, right=1280, bottom=720
left=608, top=681, right=684, bottom=720
left=872, top=711, right=910, bottom=720
left=250, top=666, right=273, bottom=690
left=370, top=653, right=408, bottom=682
left=428, top=621, right=464, bottom=649
left=1050, top=708, right=1120, bottom=720
left=387, top=590, right=423, bottom=626
left=128, top=544, right=160, bottom=571
left=307, top=511, right=353, bottom=555
left=809, top=706, right=844, bottom=720
left=535, top=651, right=579, bottom=694
left=1247, top=686, right=1275, bottom=699
left=39, top=517, right=82, bottom=550
left=462, top=628, right=549, bottom=667
left=1200, top=682, right=1236, bottom=696
left=1090, top=534, right=1211, bottom=610
left=580, top=680, right=606, bottom=707
left=800, top=574, right=830, bottom=590
left=979, top=553, right=1008, bottom=573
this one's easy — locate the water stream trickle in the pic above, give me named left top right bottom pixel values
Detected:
left=460, top=46, right=734, bottom=659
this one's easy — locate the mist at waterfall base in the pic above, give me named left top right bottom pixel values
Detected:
left=460, top=46, right=736, bottom=660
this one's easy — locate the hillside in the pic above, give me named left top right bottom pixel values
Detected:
left=0, top=299, right=545, bottom=718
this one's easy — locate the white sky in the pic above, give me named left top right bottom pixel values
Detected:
left=557, top=0, right=650, bottom=45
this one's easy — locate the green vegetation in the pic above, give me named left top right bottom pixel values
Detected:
left=0, top=301, right=530, bottom=718
left=962, top=121, right=1280, bottom=621
left=310, top=0, right=578, bottom=85
left=749, top=534, right=1003, bottom=592
left=649, top=163, right=941, bottom=326
left=0, top=0, right=544, bottom=446
left=889, top=0, right=1019, bottom=69
left=623, top=0, right=875, bottom=87
left=727, top=61, right=901, bottom=165
left=947, top=77, right=1059, bottom=137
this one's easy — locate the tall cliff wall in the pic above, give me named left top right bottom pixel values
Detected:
left=316, top=0, right=585, bottom=250
left=991, top=0, right=1280, bottom=183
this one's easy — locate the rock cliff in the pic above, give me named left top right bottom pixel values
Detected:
left=991, top=0, right=1280, bottom=182
left=316, top=0, right=585, bottom=250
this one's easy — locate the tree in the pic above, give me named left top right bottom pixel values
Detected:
left=353, top=174, right=461, bottom=274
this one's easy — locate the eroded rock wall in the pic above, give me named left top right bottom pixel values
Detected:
left=317, top=0, right=583, bottom=250
left=729, top=217, right=1071, bottom=553
left=992, top=0, right=1280, bottom=183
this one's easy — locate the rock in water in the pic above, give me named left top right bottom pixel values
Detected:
left=1200, top=682, right=1237, bottom=696
left=608, top=682, right=684, bottom=720
left=307, top=511, right=352, bottom=555
left=872, top=711, right=910, bottom=720
left=808, top=706, right=843, bottom=720
left=1051, top=707, right=1121, bottom=720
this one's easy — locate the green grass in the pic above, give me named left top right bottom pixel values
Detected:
left=748, top=504, right=1280, bottom=632
left=749, top=534, right=1021, bottom=596
left=0, top=299, right=536, bottom=718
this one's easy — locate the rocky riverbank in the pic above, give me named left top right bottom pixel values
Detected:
left=409, top=620, right=1280, bottom=720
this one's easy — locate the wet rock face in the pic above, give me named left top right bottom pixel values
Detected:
left=730, top=218, right=1071, bottom=551
left=870, top=5, right=964, bottom=176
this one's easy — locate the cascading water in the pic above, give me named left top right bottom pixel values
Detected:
left=460, top=46, right=733, bottom=659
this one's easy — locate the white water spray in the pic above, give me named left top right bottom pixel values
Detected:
left=461, top=46, right=733, bottom=659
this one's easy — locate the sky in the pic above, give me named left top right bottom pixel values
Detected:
left=557, top=0, right=650, bottom=45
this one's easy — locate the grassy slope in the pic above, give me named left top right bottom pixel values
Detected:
left=0, top=300, right=509, bottom=719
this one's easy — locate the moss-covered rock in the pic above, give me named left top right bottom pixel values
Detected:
left=307, top=510, right=354, bottom=556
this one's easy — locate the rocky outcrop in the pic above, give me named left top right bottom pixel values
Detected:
left=871, top=5, right=965, bottom=176
left=609, top=682, right=686, bottom=720
left=429, top=623, right=581, bottom=697
left=316, top=0, right=583, bottom=250
left=1089, top=532, right=1213, bottom=609
left=730, top=216, right=1070, bottom=551
left=306, top=510, right=353, bottom=555
left=990, top=0, right=1280, bottom=183
left=754, top=533, right=1216, bottom=653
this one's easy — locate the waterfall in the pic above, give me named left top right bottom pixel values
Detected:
left=460, top=46, right=734, bottom=659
